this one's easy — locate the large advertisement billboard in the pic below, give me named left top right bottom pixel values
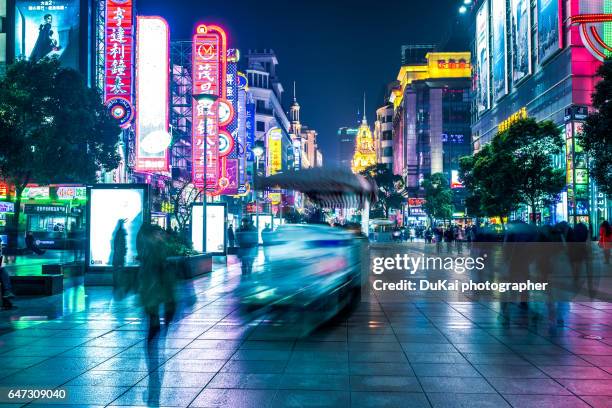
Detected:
left=191, top=203, right=226, bottom=255
left=135, top=16, right=169, bottom=172
left=475, top=0, right=490, bottom=113
left=491, top=0, right=507, bottom=101
left=537, top=0, right=560, bottom=64
left=510, top=0, right=531, bottom=84
left=267, top=127, right=282, bottom=175
left=87, top=185, right=147, bottom=268
left=14, top=0, right=80, bottom=68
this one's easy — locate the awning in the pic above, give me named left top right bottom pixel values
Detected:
left=256, top=168, right=378, bottom=209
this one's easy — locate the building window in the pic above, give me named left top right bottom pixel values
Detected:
left=382, top=131, right=392, bottom=141
left=383, top=147, right=393, bottom=157
left=386, top=115, right=392, bottom=122
left=256, top=121, right=266, bottom=132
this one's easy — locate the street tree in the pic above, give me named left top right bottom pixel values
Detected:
left=168, top=178, right=202, bottom=236
left=459, top=118, right=564, bottom=224
left=421, top=172, right=453, bottom=225
left=578, top=58, right=612, bottom=195
left=459, top=144, right=519, bottom=225
left=0, top=58, right=120, bottom=248
left=360, top=164, right=405, bottom=219
left=500, top=118, right=565, bottom=222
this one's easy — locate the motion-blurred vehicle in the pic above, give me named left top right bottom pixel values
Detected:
left=238, top=224, right=363, bottom=319
left=237, top=168, right=376, bottom=330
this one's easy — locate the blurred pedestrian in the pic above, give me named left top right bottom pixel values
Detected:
left=409, top=227, right=416, bottom=242
left=236, top=218, right=257, bottom=276
left=598, top=220, right=612, bottom=264
left=111, top=219, right=128, bottom=299
left=137, top=225, right=176, bottom=341
left=227, top=225, right=235, bottom=248
left=567, top=222, right=593, bottom=296
left=0, top=244, right=15, bottom=309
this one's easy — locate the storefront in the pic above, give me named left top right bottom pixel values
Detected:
left=0, top=201, right=15, bottom=246
left=21, top=185, right=87, bottom=249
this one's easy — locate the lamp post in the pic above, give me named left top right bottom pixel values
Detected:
left=192, top=93, right=218, bottom=253
left=252, top=141, right=265, bottom=243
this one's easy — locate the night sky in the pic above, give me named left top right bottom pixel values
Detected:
left=137, top=0, right=468, bottom=164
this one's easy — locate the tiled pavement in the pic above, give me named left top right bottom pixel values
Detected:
left=0, top=254, right=611, bottom=407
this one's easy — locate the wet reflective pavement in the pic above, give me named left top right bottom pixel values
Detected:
left=0, top=254, right=611, bottom=407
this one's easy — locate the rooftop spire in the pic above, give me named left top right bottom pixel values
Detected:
left=362, top=92, right=367, bottom=124
left=293, top=81, right=297, bottom=103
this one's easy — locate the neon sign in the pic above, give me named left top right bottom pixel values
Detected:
left=267, top=127, right=283, bottom=175
left=135, top=16, right=170, bottom=172
left=498, top=107, right=528, bottom=132
left=192, top=24, right=227, bottom=192
left=570, top=14, right=612, bottom=61
left=104, top=0, right=134, bottom=128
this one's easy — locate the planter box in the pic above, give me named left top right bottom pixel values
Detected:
left=167, top=254, right=213, bottom=279
left=11, top=274, right=63, bottom=296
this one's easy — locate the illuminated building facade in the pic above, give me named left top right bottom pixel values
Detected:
left=391, top=51, right=472, bottom=213
left=469, top=0, right=611, bottom=226
left=351, top=112, right=377, bottom=174
left=374, top=104, right=393, bottom=170
left=289, top=82, right=323, bottom=169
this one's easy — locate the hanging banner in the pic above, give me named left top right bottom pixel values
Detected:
left=475, top=0, right=490, bottom=113
left=135, top=16, right=170, bottom=172
left=491, top=0, right=507, bottom=101
left=537, top=0, right=561, bottom=64
left=267, top=127, right=282, bottom=176
left=510, top=0, right=531, bottom=84
left=104, top=0, right=135, bottom=128
left=192, top=24, right=227, bottom=192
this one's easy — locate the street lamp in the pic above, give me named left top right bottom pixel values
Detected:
left=192, top=92, right=218, bottom=253
left=252, top=141, right=265, bottom=242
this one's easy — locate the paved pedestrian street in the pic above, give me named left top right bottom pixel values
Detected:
left=1, top=255, right=611, bottom=407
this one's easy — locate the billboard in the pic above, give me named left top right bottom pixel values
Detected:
left=491, top=0, right=507, bottom=101
left=104, top=0, right=135, bottom=128
left=510, top=0, right=531, bottom=84
left=87, top=185, right=147, bottom=268
left=476, top=1, right=491, bottom=113
left=135, top=16, right=169, bottom=172
left=267, top=127, right=282, bottom=175
left=14, top=0, right=80, bottom=68
left=191, top=203, right=227, bottom=255
left=475, top=0, right=490, bottom=113
left=451, top=170, right=464, bottom=189
left=537, top=0, right=560, bottom=64
left=192, top=24, right=227, bottom=192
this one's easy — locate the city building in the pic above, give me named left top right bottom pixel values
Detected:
left=0, top=0, right=6, bottom=76
left=351, top=107, right=377, bottom=174
left=469, top=0, right=610, bottom=226
left=374, top=103, right=393, bottom=169
left=391, top=51, right=472, bottom=220
left=288, top=82, right=323, bottom=169
left=337, top=126, right=359, bottom=170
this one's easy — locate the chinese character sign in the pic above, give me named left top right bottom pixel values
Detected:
left=267, top=127, right=283, bottom=175
left=105, top=0, right=134, bottom=127
left=192, top=24, right=227, bottom=192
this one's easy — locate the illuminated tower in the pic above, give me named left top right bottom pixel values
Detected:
left=351, top=94, right=377, bottom=174
left=289, top=81, right=301, bottom=135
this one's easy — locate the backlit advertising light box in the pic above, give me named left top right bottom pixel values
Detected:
left=14, top=0, right=80, bottom=69
left=87, top=185, right=148, bottom=268
left=191, top=203, right=227, bottom=255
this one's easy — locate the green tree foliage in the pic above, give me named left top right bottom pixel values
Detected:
left=458, top=118, right=565, bottom=223
left=578, top=58, right=612, bottom=196
left=0, top=59, right=120, bottom=247
left=360, top=164, right=405, bottom=218
left=421, top=173, right=453, bottom=224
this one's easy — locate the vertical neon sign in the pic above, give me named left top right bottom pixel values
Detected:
left=192, top=24, right=227, bottom=192
left=105, top=0, right=135, bottom=128
left=135, top=16, right=169, bottom=172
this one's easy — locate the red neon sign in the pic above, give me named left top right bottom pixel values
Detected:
left=570, top=13, right=612, bottom=61
left=104, top=0, right=134, bottom=127
left=192, top=24, right=227, bottom=192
